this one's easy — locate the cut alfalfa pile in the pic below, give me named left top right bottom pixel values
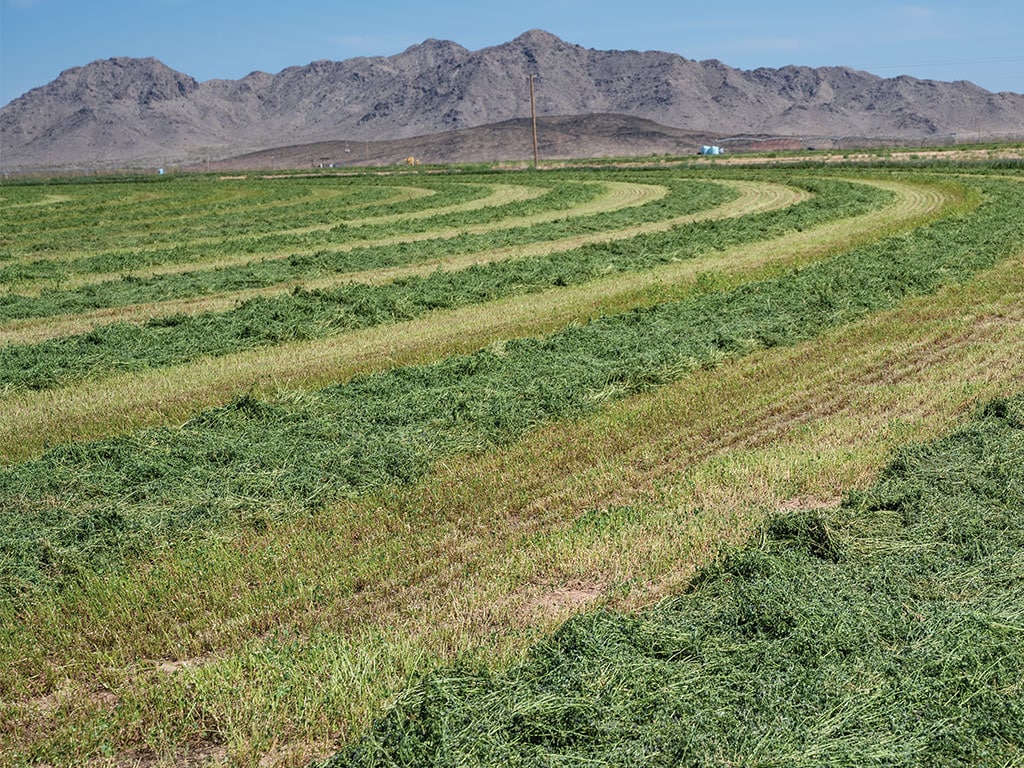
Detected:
left=320, top=394, right=1024, bottom=767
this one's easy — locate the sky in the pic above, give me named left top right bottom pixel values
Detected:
left=3, top=0, right=1023, bottom=107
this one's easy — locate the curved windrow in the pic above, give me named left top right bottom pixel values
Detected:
left=0, top=176, right=827, bottom=389
left=0, top=178, right=722, bottom=341
left=0, top=174, right=940, bottom=463
left=4, top=165, right=1024, bottom=768
left=0, top=171, right=983, bottom=499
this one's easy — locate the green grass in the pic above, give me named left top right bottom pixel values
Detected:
left=1, top=173, right=1019, bottom=600
left=3, top=248, right=1020, bottom=766
left=0, top=174, right=691, bottom=319
left=320, top=392, right=1024, bottom=767
left=0, top=175, right=482, bottom=257
left=0, top=177, right=880, bottom=391
left=2, top=161, right=1022, bottom=767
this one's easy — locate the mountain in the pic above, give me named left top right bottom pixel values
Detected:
left=3, top=29, right=1023, bottom=171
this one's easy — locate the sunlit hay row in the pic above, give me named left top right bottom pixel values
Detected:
left=0, top=181, right=515, bottom=285
left=0, top=175, right=959, bottom=461
left=291, top=180, right=804, bottom=285
left=0, top=167, right=1012, bottom=764
left=0, top=179, right=793, bottom=345
left=0, top=180, right=419, bottom=257
left=322, top=389, right=1024, bottom=767
left=106, top=181, right=547, bottom=250
left=0, top=179, right=920, bottom=397
left=1, top=178, right=890, bottom=398
left=63, top=180, right=659, bottom=286
left=0, top=177, right=493, bottom=255
left=4, top=245, right=1021, bottom=768
left=0, top=173, right=1006, bottom=579
left=0, top=178, right=681, bottom=323
left=1, top=180, right=614, bottom=295
left=344, top=182, right=547, bottom=226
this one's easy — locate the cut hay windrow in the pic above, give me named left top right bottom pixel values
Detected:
left=0, top=178, right=799, bottom=345
left=3, top=181, right=553, bottom=286
left=321, top=392, right=1024, bottom=767
left=0, top=175, right=672, bottom=310
left=1, top=173, right=1021, bottom=598
left=2, top=161, right=1022, bottom=768
left=0, top=175, right=956, bottom=463
left=1, top=177, right=602, bottom=293
left=0, top=177, right=472, bottom=263
left=4, top=238, right=1021, bottom=767
left=0, top=177, right=880, bottom=392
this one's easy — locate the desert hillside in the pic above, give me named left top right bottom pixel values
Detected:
left=3, top=29, right=1024, bottom=170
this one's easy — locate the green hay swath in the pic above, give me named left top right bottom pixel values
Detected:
left=321, top=394, right=1024, bottom=767
left=1, top=174, right=1022, bottom=600
left=0, top=177, right=874, bottom=391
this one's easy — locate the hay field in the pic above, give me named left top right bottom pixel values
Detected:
left=1, top=159, right=1022, bottom=767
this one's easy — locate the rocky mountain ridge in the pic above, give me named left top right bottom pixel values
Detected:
left=3, top=29, right=1023, bottom=170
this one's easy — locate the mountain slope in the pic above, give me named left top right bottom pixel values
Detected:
left=3, top=29, right=1023, bottom=170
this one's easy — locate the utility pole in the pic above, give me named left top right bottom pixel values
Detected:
left=528, top=74, right=539, bottom=169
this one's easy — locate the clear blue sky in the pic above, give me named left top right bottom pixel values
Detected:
left=3, top=0, right=1023, bottom=107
